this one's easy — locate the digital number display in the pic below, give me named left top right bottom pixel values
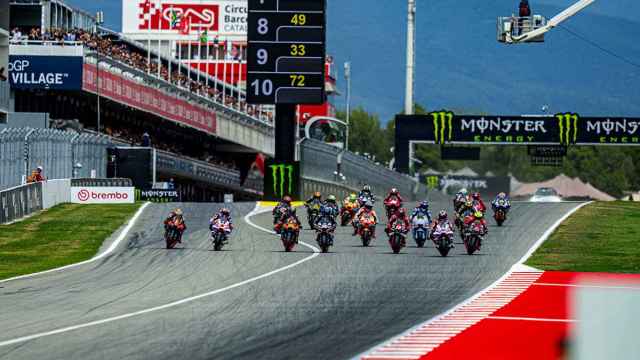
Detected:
left=247, top=0, right=326, bottom=105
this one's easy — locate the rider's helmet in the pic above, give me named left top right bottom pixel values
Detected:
left=174, top=208, right=183, bottom=216
left=362, top=184, right=371, bottom=192
left=438, top=210, right=448, bottom=221
left=349, top=193, right=357, bottom=201
left=390, top=188, right=399, bottom=196
left=313, top=191, right=321, bottom=199
left=283, top=195, right=292, bottom=204
left=474, top=210, right=484, bottom=219
left=497, top=192, right=507, bottom=199
left=472, top=192, right=481, bottom=200
left=36, top=166, right=43, bottom=172
left=465, top=200, right=473, bottom=208
left=220, top=208, right=230, bottom=216
left=419, top=200, right=429, bottom=210
left=364, top=201, right=373, bottom=210
left=327, top=195, right=337, bottom=203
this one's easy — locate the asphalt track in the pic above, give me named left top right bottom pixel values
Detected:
left=0, top=199, right=580, bottom=360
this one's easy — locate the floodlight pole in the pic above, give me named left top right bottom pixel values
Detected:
left=404, top=0, right=416, bottom=115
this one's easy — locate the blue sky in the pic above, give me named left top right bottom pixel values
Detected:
left=65, top=1, right=640, bottom=121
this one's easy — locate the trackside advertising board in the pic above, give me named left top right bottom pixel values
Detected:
left=9, top=55, right=83, bottom=90
left=71, top=187, right=135, bottom=204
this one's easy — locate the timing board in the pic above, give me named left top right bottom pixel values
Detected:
left=247, top=0, right=326, bottom=104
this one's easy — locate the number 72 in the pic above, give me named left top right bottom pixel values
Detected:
left=289, top=75, right=306, bottom=87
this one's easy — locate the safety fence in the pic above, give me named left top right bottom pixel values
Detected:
left=0, top=182, right=43, bottom=224
left=300, top=139, right=426, bottom=200
left=301, top=176, right=358, bottom=203
left=0, top=128, right=111, bottom=191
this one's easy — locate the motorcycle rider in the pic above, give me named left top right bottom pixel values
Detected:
left=491, top=192, right=512, bottom=214
left=276, top=207, right=303, bottom=236
left=464, top=209, right=488, bottom=236
left=353, top=201, right=378, bottom=237
left=305, top=192, right=323, bottom=207
left=164, top=208, right=187, bottom=243
left=386, top=208, right=411, bottom=245
left=324, top=195, right=340, bottom=218
left=453, top=188, right=468, bottom=213
left=341, top=193, right=359, bottom=216
left=384, top=188, right=404, bottom=207
left=358, top=184, right=375, bottom=203
left=411, top=201, right=432, bottom=237
left=273, top=196, right=293, bottom=224
left=314, top=204, right=337, bottom=245
left=431, top=210, right=455, bottom=248
left=471, top=192, right=487, bottom=213
left=210, top=208, right=233, bottom=231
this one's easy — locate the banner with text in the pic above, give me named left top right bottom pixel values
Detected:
left=71, top=187, right=135, bottom=204
left=9, top=55, right=83, bottom=90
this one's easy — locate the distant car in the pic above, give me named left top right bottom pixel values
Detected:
left=530, top=188, right=562, bottom=203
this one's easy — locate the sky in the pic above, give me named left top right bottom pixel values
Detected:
left=64, top=0, right=640, bottom=122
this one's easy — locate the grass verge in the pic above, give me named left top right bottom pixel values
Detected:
left=526, top=202, right=640, bottom=273
left=0, top=203, right=142, bottom=280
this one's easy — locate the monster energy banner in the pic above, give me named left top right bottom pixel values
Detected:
left=422, top=175, right=510, bottom=199
left=264, top=160, right=301, bottom=201
left=396, top=111, right=640, bottom=146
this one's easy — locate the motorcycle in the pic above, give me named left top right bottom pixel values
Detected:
left=493, top=201, right=509, bottom=226
left=315, top=220, right=335, bottom=253
left=164, top=225, right=183, bottom=249
left=432, top=223, right=454, bottom=257
left=358, top=195, right=374, bottom=208
left=306, top=202, right=321, bottom=229
left=412, top=214, right=430, bottom=248
left=388, top=221, right=407, bottom=254
left=463, top=221, right=485, bottom=255
left=210, top=219, right=231, bottom=251
left=340, top=202, right=358, bottom=226
left=280, top=218, right=300, bottom=252
left=358, top=214, right=376, bottom=247
left=384, top=198, right=401, bottom=219
left=273, top=205, right=288, bottom=225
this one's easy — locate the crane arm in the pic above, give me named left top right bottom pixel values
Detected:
left=511, top=0, right=596, bottom=43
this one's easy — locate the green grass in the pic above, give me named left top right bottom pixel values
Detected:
left=526, top=202, right=640, bottom=273
left=0, top=203, right=142, bottom=280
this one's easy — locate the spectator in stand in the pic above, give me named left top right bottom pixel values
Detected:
left=142, top=132, right=151, bottom=147
left=27, top=166, right=46, bottom=183
left=518, top=0, right=532, bottom=34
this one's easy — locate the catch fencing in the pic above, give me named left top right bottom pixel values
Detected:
left=300, top=139, right=426, bottom=200
left=0, top=128, right=111, bottom=191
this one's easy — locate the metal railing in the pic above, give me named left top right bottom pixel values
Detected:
left=71, top=178, right=132, bottom=187
left=0, top=128, right=111, bottom=191
left=0, top=182, right=43, bottom=224
left=300, top=139, right=426, bottom=200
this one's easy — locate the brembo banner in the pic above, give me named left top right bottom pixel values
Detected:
left=396, top=111, right=640, bottom=146
left=71, top=187, right=135, bottom=204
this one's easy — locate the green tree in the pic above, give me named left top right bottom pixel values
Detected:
left=337, top=107, right=391, bottom=163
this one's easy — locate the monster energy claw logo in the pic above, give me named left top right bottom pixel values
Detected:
left=431, top=111, right=454, bottom=144
left=270, top=164, right=295, bottom=198
left=426, top=176, right=440, bottom=190
left=556, top=113, right=579, bottom=145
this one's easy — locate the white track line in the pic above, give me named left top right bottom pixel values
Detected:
left=0, top=204, right=319, bottom=348
left=357, top=201, right=592, bottom=360
left=487, top=316, right=577, bottom=323
left=0, top=202, right=151, bottom=285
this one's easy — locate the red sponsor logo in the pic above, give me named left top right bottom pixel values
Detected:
left=139, top=0, right=219, bottom=33
left=76, top=189, right=130, bottom=202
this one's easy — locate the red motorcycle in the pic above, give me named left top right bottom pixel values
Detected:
left=280, top=218, right=300, bottom=252
left=164, top=219, right=185, bottom=249
left=384, top=198, right=401, bottom=219
left=388, top=221, right=408, bottom=254
left=463, top=220, right=485, bottom=255
left=358, top=214, right=377, bottom=247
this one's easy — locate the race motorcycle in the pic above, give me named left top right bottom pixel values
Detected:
left=432, top=223, right=454, bottom=257
left=164, top=218, right=185, bottom=249
left=412, top=213, right=430, bottom=248
left=305, top=202, right=322, bottom=229
left=358, top=213, right=377, bottom=247
left=358, top=194, right=374, bottom=208
left=384, top=197, right=401, bottom=220
left=315, top=219, right=335, bottom=253
left=388, top=221, right=408, bottom=254
left=273, top=205, right=289, bottom=225
left=340, top=202, right=358, bottom=226
left=493, top=200, right=509, bottom=226
left=463, top=220, right=485, bottom=255
left=210, top=219, right=231, bottom=251
left=280, top=218, right=300, bottom=252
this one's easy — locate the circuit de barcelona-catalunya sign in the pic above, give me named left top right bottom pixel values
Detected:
left=395, top=111, right=640, bottom=173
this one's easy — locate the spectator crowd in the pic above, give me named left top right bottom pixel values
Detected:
left=10, top=27, right=274, bottom=124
